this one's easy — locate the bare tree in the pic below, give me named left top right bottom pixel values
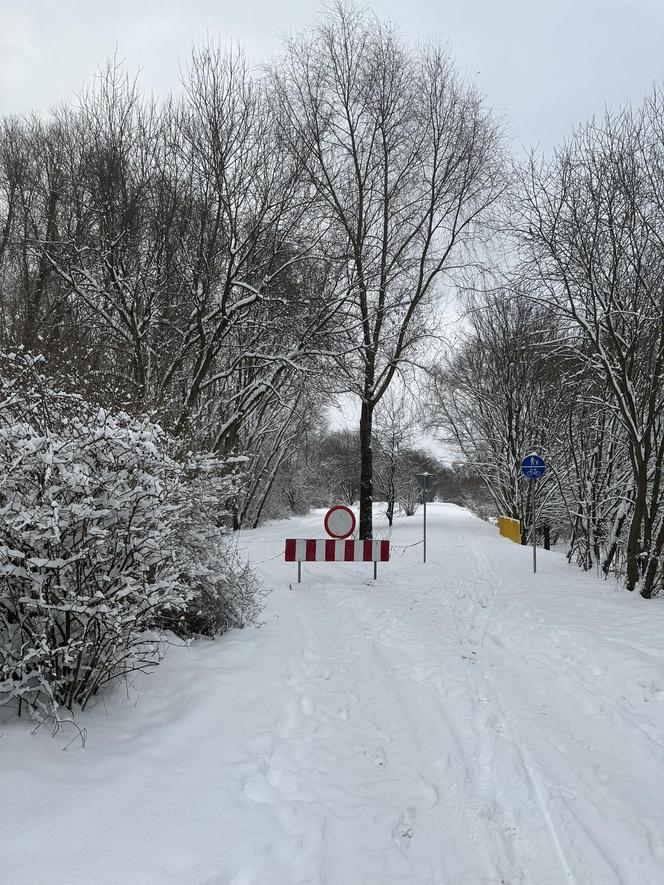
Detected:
left=272, top=3, right=504, bottom=537
left=373, top=387, right=416, bottom=525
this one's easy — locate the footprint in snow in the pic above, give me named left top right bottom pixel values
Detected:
left=246, top=733, right=275, bottom=758
left=638, top=679, right=664, bottom=698
left=374, top=747, right=387, bottom=767
left=357, top=744, right=387, bottom=766
left=299, top=696, right=315, bottom=716
left=478, top=798, right=500, bottom=822
left=242, top=773, right=275, bottom=806
left=370, top=723, right=394, bottom=744
left=266, top=767, right=302, bottom=796
left=418, top=776, right=440, bottom=810
left=392, top=809, right=417, bottom=854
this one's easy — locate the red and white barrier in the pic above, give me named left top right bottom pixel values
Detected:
left=284, top=539, right=390, bottom=563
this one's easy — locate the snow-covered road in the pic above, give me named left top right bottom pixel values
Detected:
left=3, top=504, right=664, bottom=884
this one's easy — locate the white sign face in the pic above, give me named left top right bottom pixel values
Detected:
left=324, top=506, right=356, bottom=539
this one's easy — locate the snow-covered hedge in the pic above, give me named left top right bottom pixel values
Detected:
left=0, top=354, right=261, bottom=721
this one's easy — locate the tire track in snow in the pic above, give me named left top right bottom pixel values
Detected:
left=455, top=534, right=651, bottom=885
left=250, top=574, right=539, bottom=884
left=337, top=581, right=534, bottom=885
left=240, top=507, right=658, bottom=884
left=299, top=587, right=449, bottom=884
left=450, top=530, right=580, bottom=885
left=446, top=551, right=532, bottom=884
left=240, top=581, right=449, bottom=884
left=335, top=598, right=467, bottom=883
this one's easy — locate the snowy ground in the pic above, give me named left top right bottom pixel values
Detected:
left=3, top=503, right=664, bottom=884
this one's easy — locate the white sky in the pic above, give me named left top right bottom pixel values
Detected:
left=1, top=0, right=663, bottom=154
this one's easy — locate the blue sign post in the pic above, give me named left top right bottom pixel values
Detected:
left=521, top=455, right=546, bottom=573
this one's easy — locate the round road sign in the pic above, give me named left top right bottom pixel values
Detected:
left=324, top=505, right=356, bottom=539
left=521, top=454, right=546, bottom=479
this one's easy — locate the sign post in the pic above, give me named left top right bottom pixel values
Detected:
left=323, top=505, right=356, bottom=541
left=415, top=473, right=435, bottom=563
left=285, top=507, right=389, bottom=583
left=424, top=493, right=427, bottom=563
left=532, top=484, right=536, bottom=574
left=520, top=455, right=546, bottom=574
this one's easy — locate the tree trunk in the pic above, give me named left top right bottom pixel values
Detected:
left=626, top=473, right=647, bottom=591
left=641, top=517, right=664, bottom=599
left=359, top=400, right=374, bottom=539
left=602, top=505, right=628, bottom=577
left=23, top=186, right=59, bottom=349
left=231, top=498, right=240, bottom=532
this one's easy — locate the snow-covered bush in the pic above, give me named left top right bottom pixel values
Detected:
left=0, top=354, right=261, bottom=721
left=169, top=454, right=262, bottom=636
left=176, top=540, right=262, bottom=637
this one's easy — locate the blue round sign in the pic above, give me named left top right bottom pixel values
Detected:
left=521, top=454, right=545, bottom=479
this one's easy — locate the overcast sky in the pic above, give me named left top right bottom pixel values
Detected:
left=1, top=0, right=663, bottom=154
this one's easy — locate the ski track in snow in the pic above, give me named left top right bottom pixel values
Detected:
left=449, top=535, right=578, bottom=885
left=2, top=504, right=664, bottom=885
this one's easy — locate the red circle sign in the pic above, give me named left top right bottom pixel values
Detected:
left=324, top=505, right=356, bottom=539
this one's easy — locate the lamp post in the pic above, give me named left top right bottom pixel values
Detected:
left=415, top=473, right=435, bottom=563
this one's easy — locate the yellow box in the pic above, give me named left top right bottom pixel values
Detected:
left=498, top=515, right=521, bottom=544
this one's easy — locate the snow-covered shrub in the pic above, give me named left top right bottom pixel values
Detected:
left=176, top=540, right=262, bottom=637
left=398, top=481, right=421, bottom=516
left=0, top=354, right=261, bottom=720
left=169, top=454, right=262, bottom=637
